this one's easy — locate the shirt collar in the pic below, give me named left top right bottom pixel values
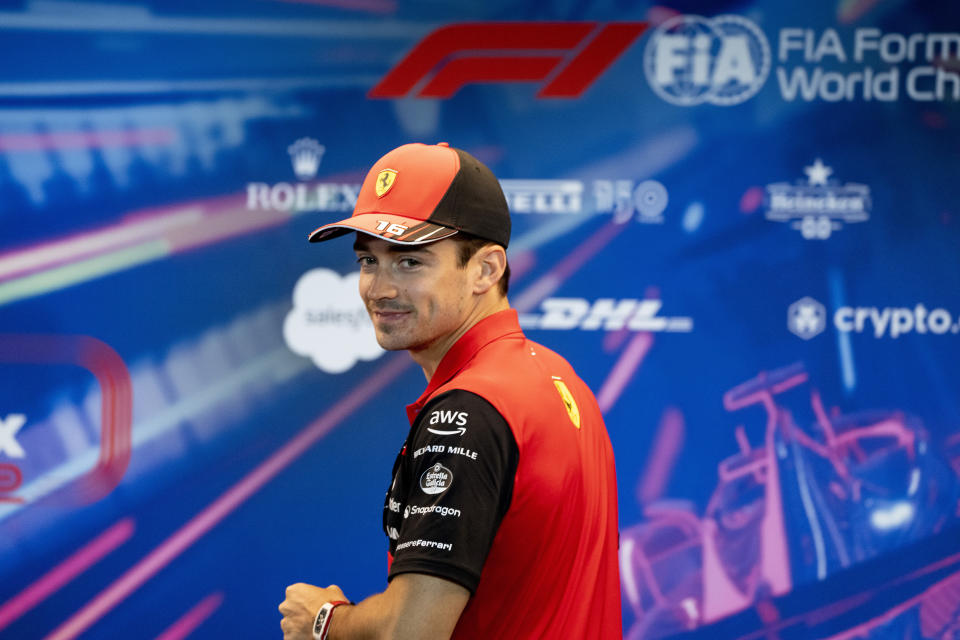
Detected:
left=406, top=309, right=522, bottom=424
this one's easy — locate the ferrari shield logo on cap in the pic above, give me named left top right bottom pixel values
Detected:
left=375, top=169, right=398, bottom=197
left=553, top=379, right=581, bottom=429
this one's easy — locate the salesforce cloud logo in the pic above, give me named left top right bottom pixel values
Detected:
left=644, top=14, right=771, bottom=106
left=283, top=269, right=383, bottom=373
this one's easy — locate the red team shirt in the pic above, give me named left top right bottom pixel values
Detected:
left=383, top=309, right=621, bottom=638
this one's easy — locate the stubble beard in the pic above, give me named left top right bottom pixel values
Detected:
left=368, top=306, right=421, bottom=352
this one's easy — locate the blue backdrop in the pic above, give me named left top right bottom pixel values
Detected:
left=1, top=1, right=959, bottom=638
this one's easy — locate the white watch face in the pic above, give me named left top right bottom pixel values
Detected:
left=313, top=605, right=331, bottom=638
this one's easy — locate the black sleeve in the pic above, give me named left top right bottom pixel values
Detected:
left=388, top=389, right=519, bottom=594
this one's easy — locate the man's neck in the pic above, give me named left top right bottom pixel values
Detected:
left=409, top=297, right=510, bottom=381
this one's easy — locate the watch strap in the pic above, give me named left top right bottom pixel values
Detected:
left=313, top=600, right=350, bottom=640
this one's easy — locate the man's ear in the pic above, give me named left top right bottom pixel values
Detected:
left=472, top=245, right=507, bottom=295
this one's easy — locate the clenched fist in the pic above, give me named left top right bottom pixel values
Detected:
left=279, top=582, right=349, bottom=640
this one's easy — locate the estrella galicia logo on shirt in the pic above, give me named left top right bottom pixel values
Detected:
left=420, top=463, right=453, bottom=495
left=427, top=409, right=468, bottom=436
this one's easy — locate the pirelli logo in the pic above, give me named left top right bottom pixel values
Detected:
left=369, top=22, right=649, bottom=99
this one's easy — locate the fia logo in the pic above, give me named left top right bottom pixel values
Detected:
left=287, top=138, right=325, bottom=181
left=644, top=14, right=771, bottom=106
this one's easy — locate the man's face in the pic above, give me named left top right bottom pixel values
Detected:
left=353, top=235, right=471, bottom=352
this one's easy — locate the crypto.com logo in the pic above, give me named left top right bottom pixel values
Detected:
left=787, top=297, right=827, bottom=340
left=369, top=22, right=648, bottom=99
left=644, top=14, right=771, bottom=106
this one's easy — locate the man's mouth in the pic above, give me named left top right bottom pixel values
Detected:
left=371, top=308, right=412, bottom=323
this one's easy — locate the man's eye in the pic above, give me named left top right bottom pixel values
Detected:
left=399, top=257, right=421, bottom=268
left=356, top=256, right=375, bottom=266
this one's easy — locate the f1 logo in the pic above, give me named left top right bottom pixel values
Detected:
left=369, top=22, right=648, bottom=99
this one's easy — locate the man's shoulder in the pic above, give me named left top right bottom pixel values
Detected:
left=469, top=333, right=580, bottom=384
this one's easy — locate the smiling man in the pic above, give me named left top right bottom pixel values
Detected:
left=279, top=143, right=621, bottom=640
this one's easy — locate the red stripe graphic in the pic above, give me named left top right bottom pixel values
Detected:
left=420, top=56, right=564, bottom=98
left=0, top=335, right=132, bottom=505
left=369, top=22, right=646, bottom=99
left=539, top=22, right=649, bottom=97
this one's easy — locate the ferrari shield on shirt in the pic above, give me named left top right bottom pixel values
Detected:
left=382, top=309, right=621, bottom=639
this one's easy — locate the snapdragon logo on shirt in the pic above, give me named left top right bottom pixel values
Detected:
left=788, top=296, right=960, bottom=339
left=405, top=504, right=462, bottom=518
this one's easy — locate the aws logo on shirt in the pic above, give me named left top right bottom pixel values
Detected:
left=427, top=410, right=468, bottom=436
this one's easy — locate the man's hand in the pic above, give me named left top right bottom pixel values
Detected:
left=279, top=582, right=348, bottom=640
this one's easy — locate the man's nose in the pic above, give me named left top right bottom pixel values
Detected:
left=363, top=268, right=398, bottom=301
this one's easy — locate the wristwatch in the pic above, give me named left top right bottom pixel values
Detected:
left=313, top=600, right=350, bottom=640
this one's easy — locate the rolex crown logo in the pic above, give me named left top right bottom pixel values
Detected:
left=287, top=137, right=325, bottom=181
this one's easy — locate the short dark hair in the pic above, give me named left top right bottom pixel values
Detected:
left=452, top=233, right=510, bottom=296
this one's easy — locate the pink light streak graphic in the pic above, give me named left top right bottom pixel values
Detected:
left=0, top=208, right=201, bottom=282
left=637, top=407, right=685, bottom=505
left=0, top=167, right=371, bottom=304
left=728, top=551, right=960, bottom=640
left=825, top=568, right=960, bottom=640
left=596, top=332, right=653, bottom=413
left=0, top=129, right=176, bottom=152
left=739, top=186, right=765, bottom=214
left=920, top=569, right=960, bottom=638
left=513, top=221, right=626, bottom=313
left=0, top=518, right=135, bottom=633
left=154, top=592, right=224, bottom=640
left=275, top=0, right=396, bottom=13
left=42, top=354, right=414, bottom=640
left=279, top=0, right=397, bottom=15
left=837, top=0, right=883, bottom=24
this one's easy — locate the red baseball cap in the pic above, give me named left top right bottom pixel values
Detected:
left=308, top=142, right=511, bottom=247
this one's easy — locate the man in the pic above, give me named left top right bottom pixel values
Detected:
left=279, top=142, right=621, bottom=639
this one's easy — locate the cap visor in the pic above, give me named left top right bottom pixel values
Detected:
left=308, top=213, right=458, bottom=244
